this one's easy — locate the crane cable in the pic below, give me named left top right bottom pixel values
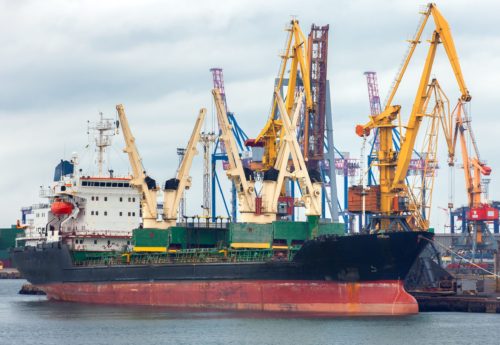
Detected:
left=419, top=235, right=500, bottom=278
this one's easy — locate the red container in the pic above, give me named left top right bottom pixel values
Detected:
left=466, top=205, right=498, bottom=221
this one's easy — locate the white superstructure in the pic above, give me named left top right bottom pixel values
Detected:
left=18, top=113, right=142, bottom=252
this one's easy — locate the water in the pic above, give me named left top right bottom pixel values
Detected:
left=1, top=280, right=500, bottom=345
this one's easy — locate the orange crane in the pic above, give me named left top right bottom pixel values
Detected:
left=448, top=101, right=496, bottom=250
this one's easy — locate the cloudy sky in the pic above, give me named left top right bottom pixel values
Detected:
left=1, top=0, right=499, bottom=231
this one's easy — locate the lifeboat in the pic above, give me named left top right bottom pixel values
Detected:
left=51, top=199, right=74, bottom=215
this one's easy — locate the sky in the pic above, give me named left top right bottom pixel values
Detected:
left=1, top=0, right=500, bottom=232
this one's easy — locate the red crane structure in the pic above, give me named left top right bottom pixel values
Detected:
left=304, top=24, right=329, bottom=170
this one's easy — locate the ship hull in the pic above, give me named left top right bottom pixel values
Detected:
left=40, top=280, right=417, bottom=316
left=12, top=231, right=433, bottom=316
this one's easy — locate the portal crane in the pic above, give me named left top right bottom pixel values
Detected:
left=253, top=19, right=314, bottom=171
left=116, top=104, right=167, bottom=229
left=163, top=109, right=206, bottom=226
left=355, top=3, right=470, bottom=231
left=213, top=88, right=320, bottom=222
left=448, top=101, right=496, bottom=254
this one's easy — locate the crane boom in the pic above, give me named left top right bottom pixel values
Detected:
left=391, top=30, right=439, bottom=192
left=212, top=89, right=264, bottom=222
left=429, top=5, right=470, bottom=101
left=275, top=90, right=322, bottom=216
left=451, top=102, right=491, bottom=209
left=385, top=3, right=470, bottom=110
left=261, top=91, right=304, bottom=215
left=163, top=109, right=206, bottom=225
left=116, top=104, right=167, bottom=229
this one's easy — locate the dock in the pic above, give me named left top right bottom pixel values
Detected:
left=416, top=294, right=500, bottom=313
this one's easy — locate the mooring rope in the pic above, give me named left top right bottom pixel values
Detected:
left=419, top=235, right=500, bottom=279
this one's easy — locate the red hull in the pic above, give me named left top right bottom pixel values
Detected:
left=40, top=280, right=418, bottom=316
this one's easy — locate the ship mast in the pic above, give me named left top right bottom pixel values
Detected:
left=88, top=112, right=117, bottom=177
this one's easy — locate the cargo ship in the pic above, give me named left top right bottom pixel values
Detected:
left=11, top=100, right=432, bottom=316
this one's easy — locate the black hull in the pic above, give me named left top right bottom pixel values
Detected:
left=12, top=231, right=433, bottom=285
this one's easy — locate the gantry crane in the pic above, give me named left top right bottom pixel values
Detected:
left=163, top=109, right=206, bottom=226
left=355, top=3, right=470, bottom=231
left=116, top=104, right=167, bottom=229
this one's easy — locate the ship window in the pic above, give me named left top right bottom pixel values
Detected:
left=91, top=211, right=94, bottom=215
left=94, top=240, right=97, bottom=244
left=119, top=197, right=123, bottom=202
left=91, top=196, right=95, bottom=201
left=82, top=181, right=88, bottom=186
left=119, top=211, right=123, bottom=216
left=96, top=211, right=99, bottom=216
left=105, top=182, right=111, bottom=187
left=128, top=212, right=131, bottom=216
left=96, top=196, right=99, bottom=201
left=80, top=239, right=84, bottom=244
left=128, top=197, right=131, bottom=202
left=99, top=182, right=105, bottom=187
left=104, top=197, right=108, bottom=201
left=112, top=183, right=117, bottom=187
left=104, top=211, right=108, bottom=216
left=132, top=197, right=136, bottom=202
left=107, top=240, right=111, bottom=246
left=118, top=183, right=124, bottom=187
left=127, top=241, right=130, bottom=245
left=124, top=183, right=130, bottom=187
left=132, top=212, right=135, bottom=217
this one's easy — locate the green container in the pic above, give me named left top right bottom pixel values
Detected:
left=169, top=226, right=228, bottom=249
left=318, top=222, right=345, bottom=236
left=272, top=221, right=308, bottom=245
left=71, top=251, right=117, bottom=262
left=0, top=226, right=22, bottom=250
left=132, top=228, right=169, bottom=248
left=169, top=227, right=186, bottom=248
left=229, top=223, right=273, bottom=244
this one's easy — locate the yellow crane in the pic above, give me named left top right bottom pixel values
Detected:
left=355, top=3, right=470, bottom=231
left=116, top=104, right=167, bottom=229
left=253, top=19, right=314, bottom=171
left=117, top=105, right=206, bottom=229
left=163, top=109, right=206, bottom=226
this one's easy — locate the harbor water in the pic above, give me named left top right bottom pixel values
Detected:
left=1, top=279, right=499, bottom=345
